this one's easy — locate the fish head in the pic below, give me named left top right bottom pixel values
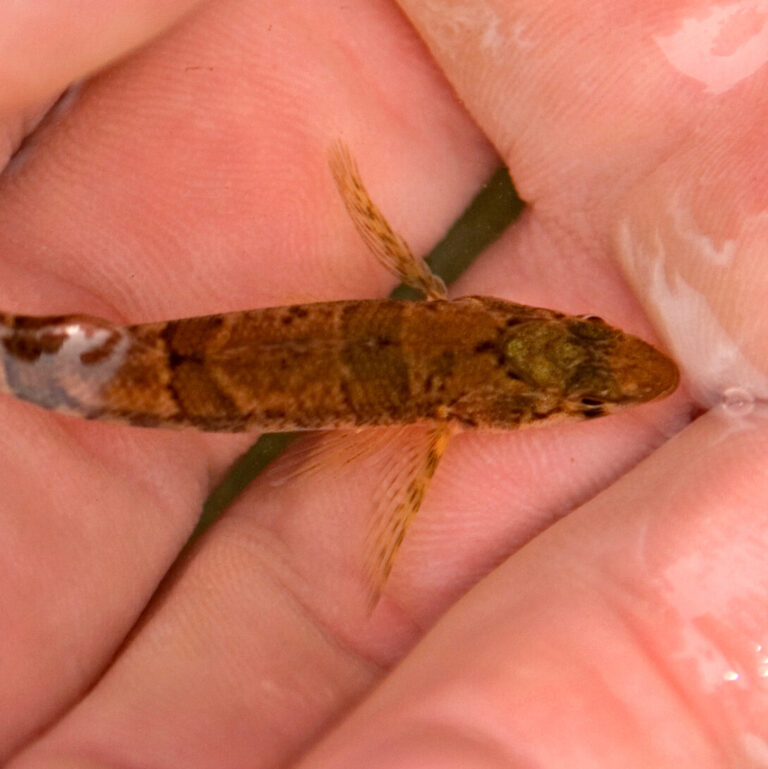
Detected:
left=501, top=313, right=679, bottom=420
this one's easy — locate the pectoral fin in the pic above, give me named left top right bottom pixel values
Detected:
left=329, top=141, right=447, bottom=301
left=270, top=422, right=454, bottom=607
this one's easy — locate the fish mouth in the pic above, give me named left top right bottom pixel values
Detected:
left=609, top=335, right=679, bottom=403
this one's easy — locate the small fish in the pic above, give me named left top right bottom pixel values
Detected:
left=0, top=143, right=678, bottom=599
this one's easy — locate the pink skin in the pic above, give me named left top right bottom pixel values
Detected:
left=1, top=0, right=765, bottom=766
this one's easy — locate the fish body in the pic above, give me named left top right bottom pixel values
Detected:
left=0, top=296, right=677, bottom=433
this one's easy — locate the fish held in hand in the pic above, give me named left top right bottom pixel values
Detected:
left=0, top=142, right=678, bottom=600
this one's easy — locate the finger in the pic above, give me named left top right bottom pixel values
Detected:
left=0, top=0, right=202, bottom=167
left=0, top=408, right=235, bottom=755
left=0, top=0, right=202, bottom=113
left=397, top=0, right=723, bottom=224
left=5, top=0, right=493, bottom=763
left=294, top=406, right=768, bottom=769
left=614, top=99, right=768, bottom=411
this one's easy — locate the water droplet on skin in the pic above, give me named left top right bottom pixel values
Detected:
left=722, top=387, right=755, bottom=416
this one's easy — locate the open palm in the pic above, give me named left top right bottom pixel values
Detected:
left=3, top=1, right=765, bottom=767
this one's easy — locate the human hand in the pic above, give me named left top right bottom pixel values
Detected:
left=3, top=1, right=764, bottom=767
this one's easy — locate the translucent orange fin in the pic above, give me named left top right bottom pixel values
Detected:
left=268, top=423, right=454, bottom=607
left=267, top=427, right=407, bottom=487
left=363, top=422, right=453, bottom=607
left=329, top=141, right=447, bottom=300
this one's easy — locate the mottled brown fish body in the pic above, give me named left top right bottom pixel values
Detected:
left=0, top=297, right=678, bottom=432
